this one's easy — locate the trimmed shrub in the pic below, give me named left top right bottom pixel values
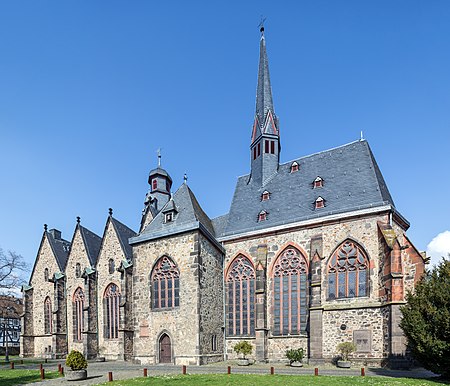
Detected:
left=233, top=341, right=253, bottom=359
left=337, top=342, right=356, bottom=361
left=286, top=348, right=304, bottom=363
left=66, top=350, right=88, bottom=371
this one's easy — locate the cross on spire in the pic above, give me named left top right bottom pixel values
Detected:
left=157, top=148, right=162, bottom=167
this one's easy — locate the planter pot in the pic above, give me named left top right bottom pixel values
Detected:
left=65, top=369, right=87, bottom=381
left=337, top=360, right=351, bottom=368
left=290, top=361, right=303, bottom=367
left=237, top=358, right=250, bottom=366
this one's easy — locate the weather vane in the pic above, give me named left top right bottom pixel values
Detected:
left=258, top=15, right=267, bottom=34
left=157, top=148, right=162, bottom=167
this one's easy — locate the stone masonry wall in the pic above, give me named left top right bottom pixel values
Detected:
left=223, top=213, right=389, bottom=361
left=96, top=220, right=128, bottom=360
left=30, top=235, right=59, bottom=357
left=198, top=234, right=224, bottom=364
left=132, top=231, right=200, bottom=365
left=65, top=228, right=91, bottom=354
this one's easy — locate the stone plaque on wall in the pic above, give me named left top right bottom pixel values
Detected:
left=353, top=330, right=371, bottom=352
left=140, top=321, right=149, bottom=337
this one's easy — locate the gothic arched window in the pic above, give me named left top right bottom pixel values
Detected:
left=108, top=259, right=115, bottom=274
left=226, top=255, right=255, bottom=336
left=44, top=296, right=52, bottom=334
left=151, top=256, right=180, bottom=309
left=75, top=263, right=81, bottom=278
left=73, top=287, right=84, bottom=341
left=104, top=283, right=120, bottom=339
left=272, top=247, right=308, bottom=336
left=328, top=241, right=369, bottom=300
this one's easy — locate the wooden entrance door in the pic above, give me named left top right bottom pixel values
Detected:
left=159, top=334, right=172, bottom=363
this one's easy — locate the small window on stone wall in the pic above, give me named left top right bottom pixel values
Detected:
left=75, top=263, right=81, bottom=278
left=108, top=259, right=115, bottom=274
left=211, top=334, right=217, bottom=352
left=44, top=268, right=49, bottom=282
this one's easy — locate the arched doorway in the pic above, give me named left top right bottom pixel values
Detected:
left=159, top=333, right=172, bottom=363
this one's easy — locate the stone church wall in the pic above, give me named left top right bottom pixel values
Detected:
left=223, top=213, right=389, bottom=361
left=30, top=235, right=59, bottom=357
left=197, top=234, right=224, bottom=364
left=132, top=231, right=201, bottom=365
left=96, top=221, right=128, bottom=360
left=65, top=229, right=91, bottom=354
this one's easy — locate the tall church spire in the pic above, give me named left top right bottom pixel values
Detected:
left=250, top=25, right=280, bottom=185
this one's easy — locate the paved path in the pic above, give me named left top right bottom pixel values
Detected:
left=14, top=360, right=439, bottom=385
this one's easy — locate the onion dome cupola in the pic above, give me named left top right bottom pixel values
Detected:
left=250, top=24, right=280, bottom=186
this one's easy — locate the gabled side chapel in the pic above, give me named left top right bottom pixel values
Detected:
left=21, top=27, right=425, bottom=366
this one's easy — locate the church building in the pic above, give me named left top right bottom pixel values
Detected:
left=21, top=27, right=426, bottom=366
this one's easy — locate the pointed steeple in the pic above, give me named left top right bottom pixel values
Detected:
left=250, top=25, right=280, bottom=185
left=252, top=25, right=279, bottom=143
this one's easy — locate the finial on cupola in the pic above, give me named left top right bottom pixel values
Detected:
left=183, top=173, right=188, bottom=184
left=76, top=216, right=81, bottom=224
left=109, top=208, right=113, bottom=216
left=157, top=148, right=162, bottom=167
left=44, top=224, right=48, bottom=231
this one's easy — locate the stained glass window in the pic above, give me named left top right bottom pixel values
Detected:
left=104, top=283, right=120, bottom=339
left=272, top=247, right=308, bottom=336
left=151, top=256, right=180, bottom=309
left=73, top=287, right=84, bottom=341
left=226, top=255, right=255, bottom=336
left=44, top=296, right=52, bottom=334
left=327, top=241, right=369, bottom=300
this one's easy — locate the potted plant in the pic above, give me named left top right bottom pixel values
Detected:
left=336, top=342, right=356, bottom=368
left=286, top=348, right=304, bottom=367
left=233, top=341, right=253, bottom=366
left=65, top=350, right=88, bottom=381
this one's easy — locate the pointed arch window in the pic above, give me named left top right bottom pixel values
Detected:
left=108, top=259, right=115, bottom=274
left=75, top=263, right=81, bottom=278
left=272, top=247, right=308, bottom=336
left=73, top=287, right=84, bottom=341
left=44, top=296, right=52, bottom=334
left=290, top=161, right=299, bottom=173
left=327, top=241, right=369, bottom=300
left=226, top=255, right=255, bottom=336
left=104, top=283, right=120, bottom=339
left=151, top=256, right=180, bottom=309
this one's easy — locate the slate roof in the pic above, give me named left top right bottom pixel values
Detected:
left=110, top=217, right=136, bottom=261
left=46, top=230, right=70, bottom=271
left=79, top=225, right=102, bottom=267
left=219, top=140, right=395, bottom=238
left=130, top=183, right=216, bottom=245
left=211, top=214, right=228, bottom=237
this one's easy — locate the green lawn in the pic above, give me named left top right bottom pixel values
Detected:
left=100, top=374, right=449, bottom=386
left=0, top=357, right=50, bottom=366
left=0, top=369, right=61, bottom=386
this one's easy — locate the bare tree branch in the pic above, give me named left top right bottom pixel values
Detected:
left=0, top=247, right=28, bottom=294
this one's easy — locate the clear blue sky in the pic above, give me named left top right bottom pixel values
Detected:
left=1, top=1, right=449, bottom=272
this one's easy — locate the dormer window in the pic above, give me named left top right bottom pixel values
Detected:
left=314, top=176, right=324, bottom=188
left=258, top=210, right=267, bottom=222
left=290, top=161, right=299, bottom=173
left=261, top=190, right=270, bottom=201
left=152, top=179, right=158, bottom=190
left=315, top=197, right=325, bottom=209
left=165, top=212, right=173, bottom=223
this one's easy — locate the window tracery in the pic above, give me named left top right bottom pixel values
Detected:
left=104, top=283, right=120, bottom=339
left=73, top=287, right=84, bottom=341
left=151, top=256, right=180, bottom=309
left=44, top=296, right=52, bottom=334
left=327, top=241, right=369, bottom=300
left=272, top=247, right=308, bottom=335
left=226, top=255, right=255, bottom=336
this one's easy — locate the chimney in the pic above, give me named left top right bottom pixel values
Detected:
left=49, top=229, right=61, bottom=240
